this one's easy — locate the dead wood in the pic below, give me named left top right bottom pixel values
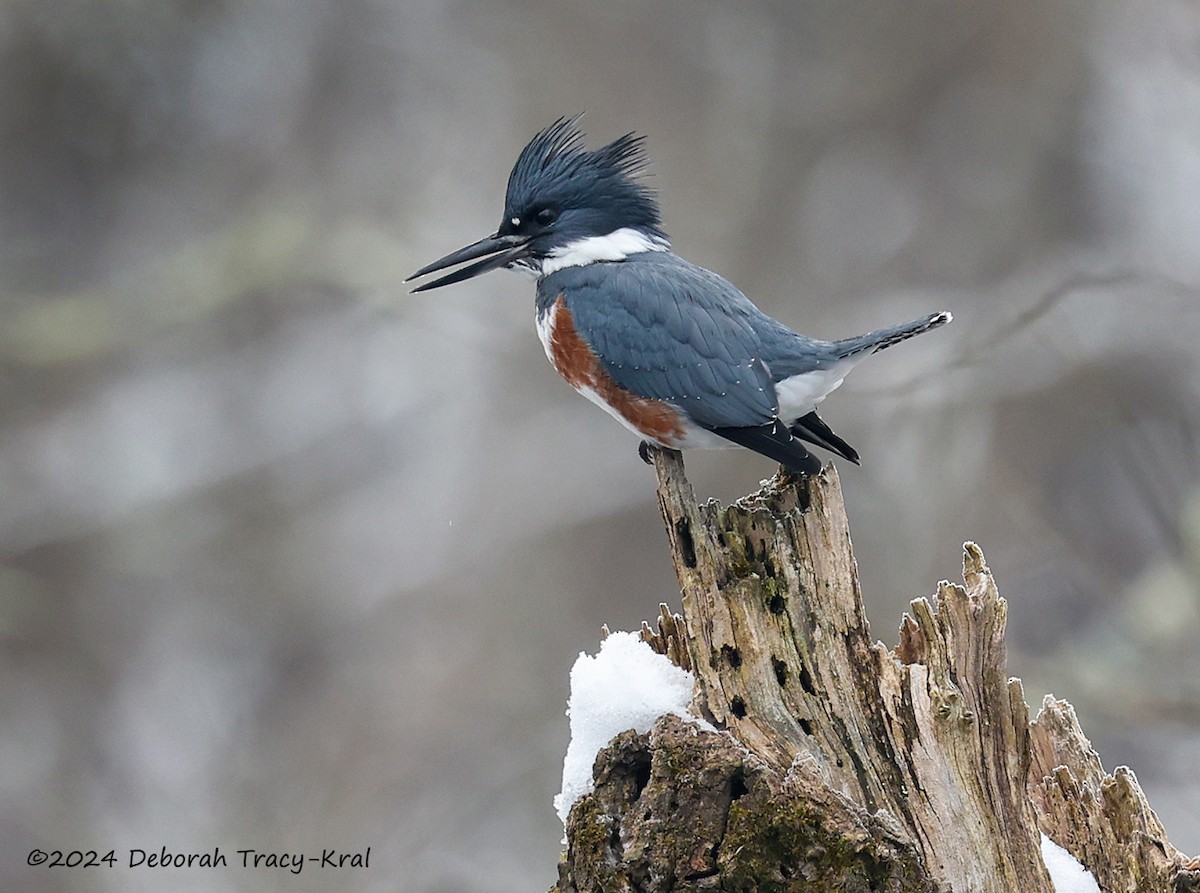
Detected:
left=553, top=449, right=1196, bottom=893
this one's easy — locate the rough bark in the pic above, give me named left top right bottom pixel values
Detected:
left=1029, top=697, right=1200, bottom=893
left=553, top=449, right=1197, bottom=893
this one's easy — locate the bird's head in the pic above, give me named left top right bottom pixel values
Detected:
left=408, top=117, right=668, bottom=291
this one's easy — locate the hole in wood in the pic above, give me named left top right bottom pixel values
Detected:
left=730, top=695, right=747, bottom=719
left=799, top=664, right=815, bottom=695
left=771, top=656, right=788, bottom=686
left=796, top=478, right=812, bottom=512
left=798, top=717, right=813, bottom=735
left=631, top=753, right=652, bottom=802
left=730, top=769, right=749, bottom=800
left=768, top=593, right=786, bottom=615
left=675, top=518, right=697, bottom=568
left=721, top=644, right=742, bottom=669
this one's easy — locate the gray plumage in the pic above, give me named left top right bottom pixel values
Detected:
left=539, top=251, right=947, bottom=432
left=410, top=118, right=952, bottom=474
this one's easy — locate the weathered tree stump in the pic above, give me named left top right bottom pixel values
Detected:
left=554, top=449, right=1198, bottom=893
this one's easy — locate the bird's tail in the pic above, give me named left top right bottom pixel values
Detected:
left=833, top=310, right=952, bottom=360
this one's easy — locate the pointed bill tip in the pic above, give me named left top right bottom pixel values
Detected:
left=406, top=233, right=532, bottom=292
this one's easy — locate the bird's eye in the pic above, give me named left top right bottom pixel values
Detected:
left=534, top=207, right=558, bottom=226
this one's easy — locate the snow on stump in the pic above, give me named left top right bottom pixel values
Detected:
left=551, top=449, right=1199, bottom=893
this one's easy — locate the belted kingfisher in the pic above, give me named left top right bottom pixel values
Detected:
left=408, top=118, right=951, bottom=476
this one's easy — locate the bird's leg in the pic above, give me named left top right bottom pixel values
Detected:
left=638, top=440, right=655, bottom=465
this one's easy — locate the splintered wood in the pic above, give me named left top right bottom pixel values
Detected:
left=553, top=449, right=1197, bottom=893
left=1029, top=696, right=1191, bottom=892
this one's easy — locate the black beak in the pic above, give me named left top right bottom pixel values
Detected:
left=406, top=232, right=532, bottom=292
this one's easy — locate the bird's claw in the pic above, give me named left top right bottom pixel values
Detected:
left=638, top=440, right=655, bottom=465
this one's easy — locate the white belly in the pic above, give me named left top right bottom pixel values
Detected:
left=535, top=305, right=557, bottom=363
left=774, top=362, right=853, bottom=423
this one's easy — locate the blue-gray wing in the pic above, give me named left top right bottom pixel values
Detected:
left=542, top=253, right=819, bottom=429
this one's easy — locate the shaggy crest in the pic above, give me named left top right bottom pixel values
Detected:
left=503, top=116, right=665, bottom=239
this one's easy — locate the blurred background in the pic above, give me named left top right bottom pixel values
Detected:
left=3, top=1, right=1199, bottom=890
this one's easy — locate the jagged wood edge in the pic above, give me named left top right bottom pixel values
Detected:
left=639, top=446, right=1195, bottom=893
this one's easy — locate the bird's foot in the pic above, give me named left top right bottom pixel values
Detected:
left=779, top=458, right=820, bottom=483
left=778, top=465, right=805, bottom=485
left=638, top=440, right=655, bottom=465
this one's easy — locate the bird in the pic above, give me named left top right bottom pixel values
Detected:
left=407, top=117, right=951, bottom=476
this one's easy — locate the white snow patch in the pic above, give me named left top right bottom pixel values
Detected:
left=554, top=631, right=696, bottom=827
left=1041, top=833, right=1101, bottom=893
